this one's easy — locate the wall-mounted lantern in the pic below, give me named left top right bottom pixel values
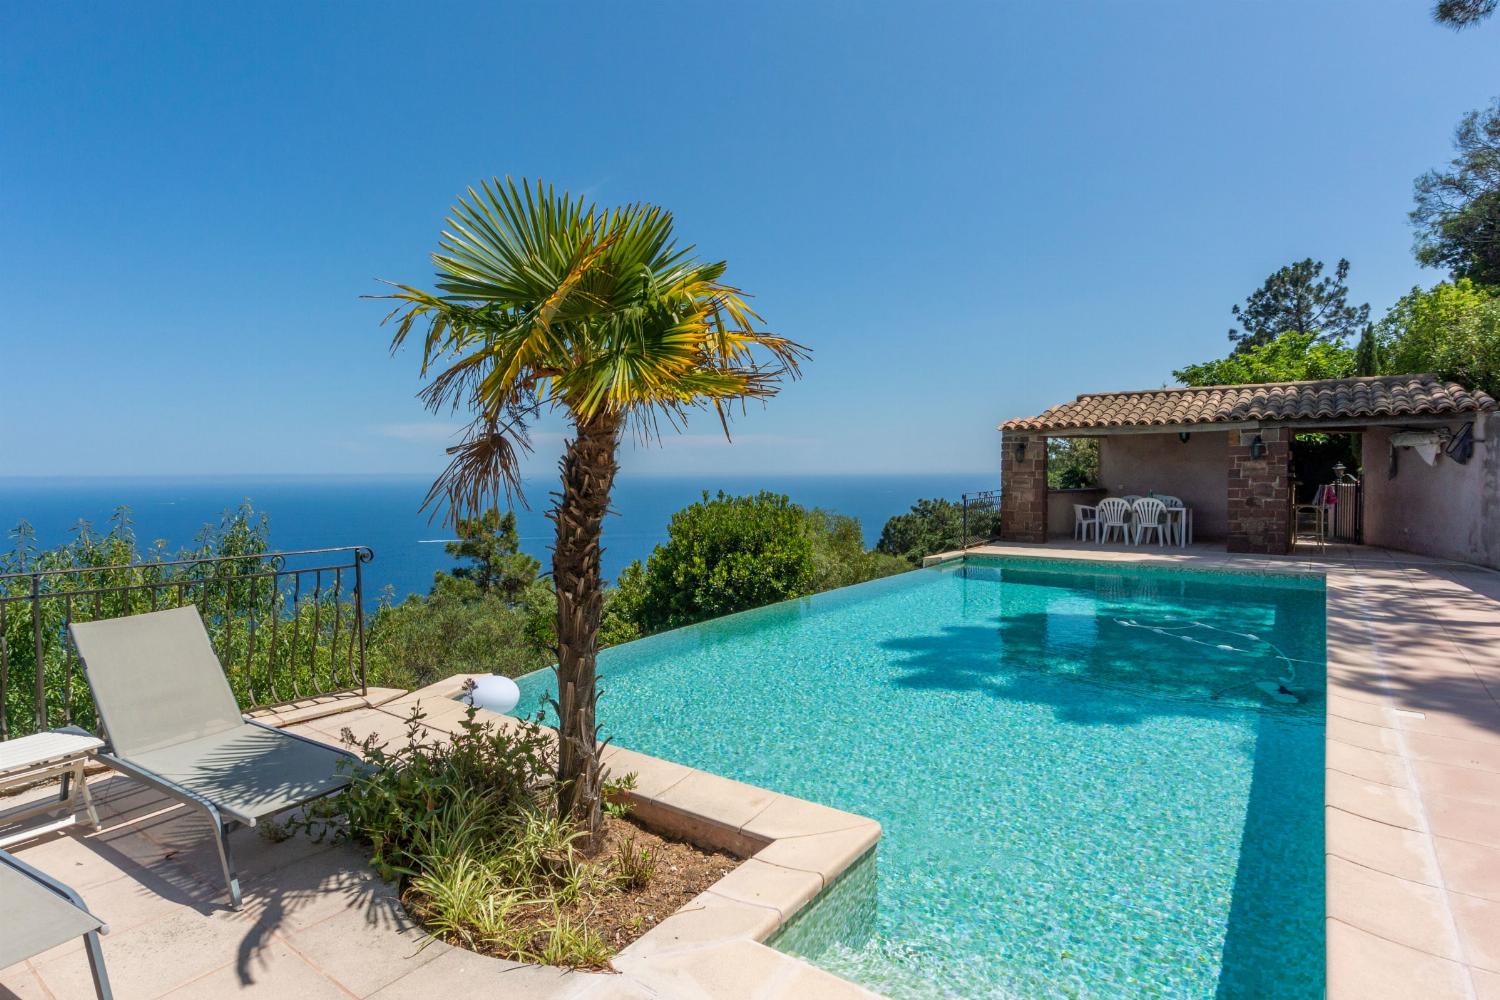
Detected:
left=1249, top=434, right=1266, bottom=460
left=1015, top=439, right=1027, bottom=462
left=1333, top=461, right=1346, bottom=481
left=1178, top=431, right=1191, bottom=444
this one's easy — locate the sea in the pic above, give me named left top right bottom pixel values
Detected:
left=0, top=474, right=995, bottom=601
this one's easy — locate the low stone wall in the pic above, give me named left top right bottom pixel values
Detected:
left=1047, top=487, right=1106, bottom=537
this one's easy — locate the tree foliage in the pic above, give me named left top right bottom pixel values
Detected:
left=439, top=509, right=540, bottom=602
left=1175, top=330, right=1356, bottom=387
left=1377, top=279, right=1500, bottom=396
left=1353, top=324, right=1383, bottom=377
left=1412, top=100, right=1500, bottom=286
left=876, top=497, right=999, bottom=565
left=1433, top=0, right=1496, bottom=29
left=802, top=508, right=910, bottom=591
left=1227, top=258, right=1369, bottom=349
left=1047, top=438, right=1100, bottom=489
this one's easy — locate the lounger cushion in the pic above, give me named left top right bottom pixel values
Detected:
left=0, top=857, right=103, bottom=969
left=127, top=724, right=357, bottom=824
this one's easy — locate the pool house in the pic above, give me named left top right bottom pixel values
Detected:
left=998, top=373, right=1499, bottom=566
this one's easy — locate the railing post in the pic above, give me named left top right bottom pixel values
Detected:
left=31, top=573, right=44, bottom=733
left=961, top=494, right=969, bottom=551
left=354, top=550, right=368, bottom=696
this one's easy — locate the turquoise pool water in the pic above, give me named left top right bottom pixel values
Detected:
left=512, top=556, right=1326, bottom=998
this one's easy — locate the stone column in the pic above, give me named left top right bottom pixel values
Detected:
left=1000, top=431, right=1048, bottom=543
left=1226, top=426, right=1291, bottom=554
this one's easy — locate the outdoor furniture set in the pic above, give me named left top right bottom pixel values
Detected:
left=1072, top=494, right=1194, bottom=547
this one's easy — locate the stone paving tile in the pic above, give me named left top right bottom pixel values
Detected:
left=1326, top=919, right=1471, bottom=1000
left=0, top=962, right=52, bottom=999
left=1328, top=803, right=1442, bottom=888
left=655, top=772, right=780, bottom=833
left=158, top=939, right=350, bottom=999
left=281, top=893, right=448, bottom=998
left=704, top=859, right=822, bottom=924
left=616, top=938, right=881, bottom=1000
left=1406, top=731, right=1500, bottom=773
left=1327, top=715, right=1401, bottom=754
left=1326, top=856, right=1460, bottom=960
left=1414, top=758, right=1500, bottom=805
left=1326, top=741, right=1410, bottom=788
left=1449, top=891, right=1500, bottom=975
left=1325, top=770, right=1423, bottom=830
left=1434, top=835, right=1500, bottom=902
left=32, top=902, right=256, bottom=999
left=1425, top=792, right=1500, bottom=850
left=365, top=948, right=585, bottom=999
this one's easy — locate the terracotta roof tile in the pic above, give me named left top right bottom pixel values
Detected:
left=1000, top=375, right=1496, bottom=432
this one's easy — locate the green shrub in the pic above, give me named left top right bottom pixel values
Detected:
left=877, top=497, right=996, bottom=565
left=623, top=491, right=815, bottom=632
left=313, top=701, right=645, bottom=969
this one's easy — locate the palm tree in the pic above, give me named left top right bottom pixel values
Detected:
left=383, top=179, right=806, bottom=842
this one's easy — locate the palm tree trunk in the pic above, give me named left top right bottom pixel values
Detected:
left=551, top=410, right=622, bottom=846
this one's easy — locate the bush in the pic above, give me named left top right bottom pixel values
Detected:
left=876, top=497, right=994, bottom=565
left=364, top=586, right=550, bottom=690
left=802, top=508, right=909, bottom=590
left=624, top=491, right=816, bottom=632
left=311, top=702, right=654, bottom=969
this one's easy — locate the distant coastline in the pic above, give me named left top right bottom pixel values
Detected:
left=0, top=473, right=996, bottom=599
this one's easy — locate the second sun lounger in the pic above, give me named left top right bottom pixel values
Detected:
left=69, top=605, right=365, bottom=909
left=0, top=848, right=113, bottom=999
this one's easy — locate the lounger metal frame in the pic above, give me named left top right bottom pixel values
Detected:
left=93, top=720, right=362, bottom=910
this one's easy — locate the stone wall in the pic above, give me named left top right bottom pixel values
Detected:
left=1226, top=426, right=1291, bottom=554
left=999, top=431, right=1047, bottom=543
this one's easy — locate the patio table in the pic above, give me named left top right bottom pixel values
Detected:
left=1163, top=505, right=1193, bottom=547
left=0, top=727, right=104, bottom=848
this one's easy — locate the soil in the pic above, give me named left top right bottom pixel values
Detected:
left=561, top=814, right=741, bottom=956
left=404, top=812, right=741, bottom=969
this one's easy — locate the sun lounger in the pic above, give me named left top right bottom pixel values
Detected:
left=0, top=848, right=113, bottom=998
left=69, top=606, right=365, bottom=909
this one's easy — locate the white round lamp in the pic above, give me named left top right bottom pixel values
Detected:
left=467, top=674, right=521, bottom=714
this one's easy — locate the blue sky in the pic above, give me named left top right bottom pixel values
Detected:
left=1, top=2, right=1494, bottom=480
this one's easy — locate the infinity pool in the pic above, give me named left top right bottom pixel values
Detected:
left=513, top=556, right=1327, bottom=998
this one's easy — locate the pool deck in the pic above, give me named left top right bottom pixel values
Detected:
left=954, top=541, right=1500, bottom=1000
left=0, top=678, right=882, bottom=1000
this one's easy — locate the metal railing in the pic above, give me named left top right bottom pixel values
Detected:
left=960, top=490, right=1002, bottom=549
left=0, top=546, right=373, bottom=741
left=1330, top=481, right=1362, bottom=542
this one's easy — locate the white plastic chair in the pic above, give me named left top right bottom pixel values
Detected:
left=1097, top=498, right=1132, bottom=543
left=1073, top=504, right=1099, bottom=542
left=1132, top=498, right=1168, bottom=546
left=1155, top=495, right=1186, bottom=545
